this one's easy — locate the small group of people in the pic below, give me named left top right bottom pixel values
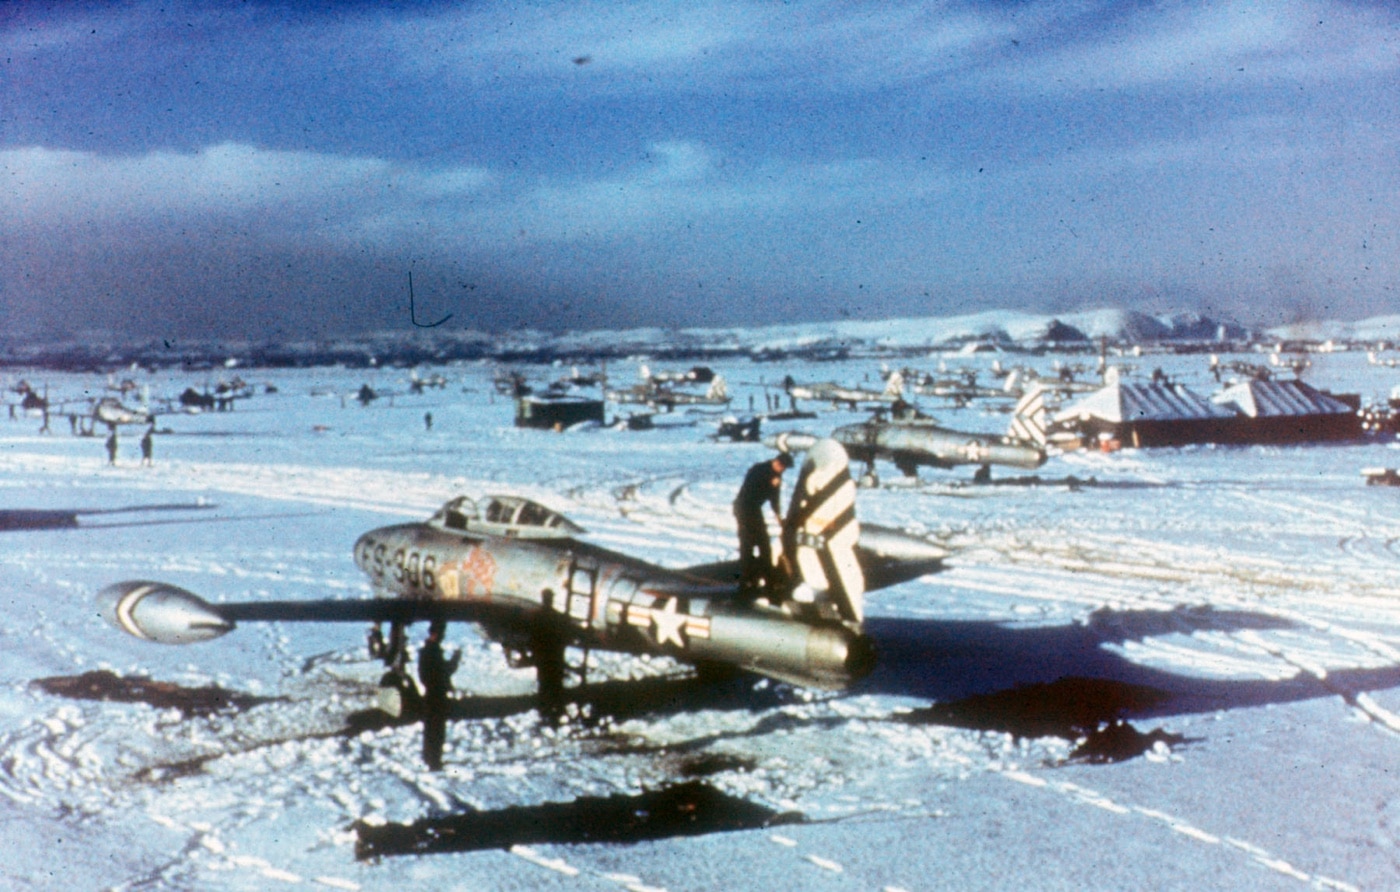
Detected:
left=104, top=423, right=156, bottom=466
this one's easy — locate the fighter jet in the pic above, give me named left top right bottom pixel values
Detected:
left=92, top=396, right=153, bottom=427
left=773, top=387, right=1050, bottom=482
left=909, top=367, right=1024, bottom=406
left=782, top=371, right=904, bottom=410
left=96, top=440, right=946, bottom=764
left=607, top=374, right=730, bottom=410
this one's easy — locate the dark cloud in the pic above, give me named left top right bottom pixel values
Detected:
left=3, top=1, right=1397, bottom=339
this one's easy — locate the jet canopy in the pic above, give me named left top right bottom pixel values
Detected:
left=428, top=495, right=584, bottom=539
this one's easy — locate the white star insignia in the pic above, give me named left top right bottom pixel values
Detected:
left=650, top=597, right=687, bottom=648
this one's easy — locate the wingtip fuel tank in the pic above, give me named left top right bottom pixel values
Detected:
left=97, top=580, right=234, bottom=644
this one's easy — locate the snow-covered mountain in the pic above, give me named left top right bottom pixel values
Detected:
left=8, top=308, right=1399, bottom=371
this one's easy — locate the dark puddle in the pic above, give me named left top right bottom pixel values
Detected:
left=354, top=780, right=802, bottom=860
left=32, top=670, right=282, bottom=718
left=902, top=676, right=1189, bottom=763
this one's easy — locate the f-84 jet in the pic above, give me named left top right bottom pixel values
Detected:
left=771, top=387, right=1050, bottom=483
left=98, top=440, right=945, bottom=766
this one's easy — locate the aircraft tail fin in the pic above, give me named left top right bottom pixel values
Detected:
left=882, top=371, right=905, bottom=399
left=1003, top=368, right=1021, bottom=395
left=782, top=438, right=865, bottom=624
left=707, top=375, right=728, bottom=401
left=1007, top=384, right=1048, bottom=447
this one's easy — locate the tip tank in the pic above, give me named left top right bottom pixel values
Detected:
left=763, top=431, right=819, bottom=454
left=96, top=580, right=234, bottom=644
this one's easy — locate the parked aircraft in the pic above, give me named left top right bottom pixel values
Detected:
left=782, top=371, right=904, bottom=410
left=91, top=397, right=152, bottom=427
left=909, top=368, right=1023, bottom=405
left=96, top=440, right=946, bottom=765
left=607, top=374, right=730, bottom=410
left=771, top=387, right=1049, bottom=482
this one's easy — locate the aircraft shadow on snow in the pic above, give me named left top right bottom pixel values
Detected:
left=37, top=604, right=1400, bottom=858
left=40, top=604, right=1394, bottom=747
left=0, top=503, right=216, bottom=532
left=353, top=604, right=1400, bottom=859
left=345, top=604, right=1400, bottom=751
left=860, top=605, right=1400, bottom=738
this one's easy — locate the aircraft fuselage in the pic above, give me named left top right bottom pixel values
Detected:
left=353, top=523, right=872, bottom=689
left=834, top=421, right=1047, bottom=473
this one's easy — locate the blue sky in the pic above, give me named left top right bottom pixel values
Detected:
left=2, top=2, right=1396, bottom=339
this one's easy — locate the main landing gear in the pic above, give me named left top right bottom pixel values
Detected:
left=368, top=621, right=421, bottom=720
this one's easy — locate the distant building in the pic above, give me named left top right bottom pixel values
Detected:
left=1210, top=379, right=1361, bottom=443
left=1054, top=378, right=1362, bottom=448
left=1054, top=381, right=1236, bottom=448
left=515, top=395, right=605, bottom=430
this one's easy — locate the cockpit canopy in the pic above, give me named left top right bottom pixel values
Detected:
left=428, top=495, right=584, bottom=539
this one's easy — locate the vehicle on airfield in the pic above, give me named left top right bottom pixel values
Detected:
left=770, top=387, right=1049, bottom=482
left=97, top=439, right=947, bottom=766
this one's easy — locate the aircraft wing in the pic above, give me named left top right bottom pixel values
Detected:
left=680, top=525, right=946, bottom=597
left=98, top=581, right=549, bottom=645
left=676, top=559, right=742, bottom=587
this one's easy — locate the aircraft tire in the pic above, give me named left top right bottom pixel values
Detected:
left=377, top=670, right=423, bottom=720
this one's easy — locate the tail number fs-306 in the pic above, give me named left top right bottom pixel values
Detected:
left=368, top=541, right=437, bottom=593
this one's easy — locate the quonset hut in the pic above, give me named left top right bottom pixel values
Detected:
left=1210, top=379, right=1361, bottom=443
left=1054, top=381, right=1237, bottom=448
left=1055, top=378, right=1363, bottom=448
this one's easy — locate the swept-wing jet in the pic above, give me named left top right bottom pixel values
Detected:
left=97, top=440, right=945, bottom=765
left=773, top=387, right=1049, bottom=482
left=782, top=371, right=904, bottom=410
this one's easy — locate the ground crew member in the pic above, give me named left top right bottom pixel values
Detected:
left=105, top=429, right=118, bottom=465
left=733, top=451, right=794, bottom=596
left=417, top=620, right=460, bottom=771
left=531, top=588, right=567, bottom=722
left=140, top=424, right=154, bottom=466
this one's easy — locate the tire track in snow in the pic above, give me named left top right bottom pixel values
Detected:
left=147, top=812, right=364, bottom=890
left=997, top=769, right=1359, bottom=890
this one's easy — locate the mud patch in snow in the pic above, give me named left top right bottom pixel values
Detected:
left=32, top=670, right=283, bottom=718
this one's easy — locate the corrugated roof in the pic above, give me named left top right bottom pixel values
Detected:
left=1059, top=381, right=1236, bottom=424
left=1212, top=380, right=1352, bottom=418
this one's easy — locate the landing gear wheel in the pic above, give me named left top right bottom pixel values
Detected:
left=377, top=670, right=422, bottom=721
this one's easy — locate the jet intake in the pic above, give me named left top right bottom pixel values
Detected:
left=97, top=581, right=234, bottom=645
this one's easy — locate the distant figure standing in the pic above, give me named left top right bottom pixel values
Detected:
left=105, top=429, right=118, bottom=465
left=733, top=452, right=793, bottom=596
left=140, top=424, right=154, bottom=466
left=417, top=621, right=460, bottom=771
left=424, top=411, right=433, bottom=431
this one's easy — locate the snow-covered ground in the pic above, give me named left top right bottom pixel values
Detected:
left=2, top=350, right=1399, bottom=890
